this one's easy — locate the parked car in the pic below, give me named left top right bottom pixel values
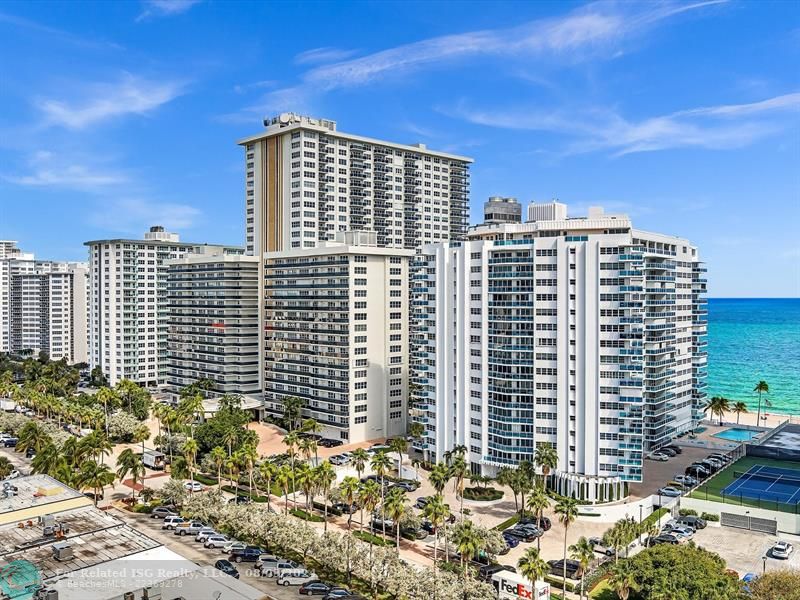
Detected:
left=588, top=537, right=615, bottom=556
left=698, top=460, right=721, bottom=473
left=707, top=453, right=730, bottom=463
left=299, top=581, right=334, bottom=596
left=25, top=448, right=35, bottom=459
left=401, top=526, right=428, bottom=540
left=0, top=436, right=18, bottom=447
left=662, top=524, right=693, bottom=539
left=657, top=447, right=678, bottom=457
left=686, top=464, right=710, bottom=478
left=647, top=452, right=669, bottom=462
left=415, top=496, right=431, bottom=510
left=183, top=481, right=203, bottom=493
left=214, top=559, right=239, bottom=579
left=322, top=589, right=354, bottom=600
left=174, top=521, right=206, bottom=536
left=229, top=546, right=265, bottom=563
left=663, top=445, right=682, bottom=454
left=676, top=515, right=707, bottom=529
left=329, top=455, right=350, bottom=466
left=4, top=470, right=20, bottom=480
left=502, top=534, right=520, bottom=549
left=204, top=535, right=229, bottom=549
left=194, top=527, right=217, bottom=542
left=504, top=526, right=541, bottom=542
left=478, top=564, right=515, bottom=582
left=649, top=533, right=681, bottom=546
left=547, top=559, right=582, bottom=579
left=161, top=516, right=186, bottom=530
left=519, top=516, right=552, bottom=531
left=332, top=502, right=358, bottom=514
left=391, top=480, right=419, bottom=492
left=221, top=540, right=247, bottom=554
left=150, top=506, right=177, bottom=519
left=672, top=475, right=698, bottom=487
left=657, top=486, right=683, bottom=498
left=318, top=438, right=343, bottom=448
left=277, top=569, right=317, bottom=586
left=258, top=557, right=300, bottom=577
left=772, top=541, right=794, bottom=559
left=228, top=495, right=252, bottom=505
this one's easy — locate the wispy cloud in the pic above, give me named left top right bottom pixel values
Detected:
left=237, top=0, right=726, bottom=116
left=445, top=92, right=800, bottom=156
left=2, top=152, right=127, bottom=191
left=89, top=198, right=201, bottom=232
left=0, top=11, right=122, bottom=50
left=35, top=73, right=186, bottom=129
left=294, top=47, right=358, bottom=65
left=136, top=0, right=201, bottom=22
left=233, top=80, right=277, bottom=95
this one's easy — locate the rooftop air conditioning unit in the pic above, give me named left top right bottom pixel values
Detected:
left=52, top=542, right=73, bottom=561
left=35, top=590, right=58, bottom=600
left=142, top=588, right=162, bottom=600
left=123, top=592, right=135, bottom=600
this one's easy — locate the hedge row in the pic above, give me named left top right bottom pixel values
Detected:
left=463, top=487, right=503, bottom=501
left=290, top=508, right=325, bottom=522
left=544, top=574, right=576, bottom=593
left=353, top=530, right=394, bottom=547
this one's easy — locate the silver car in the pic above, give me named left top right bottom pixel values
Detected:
left=195, top=528, right=217, bottom=542
left=204, top=535, right=229, bottom=549
left=772, top=541, right=794, bottom=559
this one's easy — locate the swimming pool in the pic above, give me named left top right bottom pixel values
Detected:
left=713, top=427, right=759, bottom=442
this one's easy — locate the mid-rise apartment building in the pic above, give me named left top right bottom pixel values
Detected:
left=412, top=205, right=707, bottom=502
left=165, top=248, right=262, bottom=399
left=85, top=226, right=232, bottom=387
left=263, top=232, right=413, bottom=443
left=238, top=113, right=472, bottom=255
left=484, top=196, right=522, bottom=225
left=0, top=241, right=88, bottom=362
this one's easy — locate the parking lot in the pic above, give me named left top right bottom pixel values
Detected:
left=692, top=525, right=800, bottom=575
left=628, top=445, right=730, bottom=499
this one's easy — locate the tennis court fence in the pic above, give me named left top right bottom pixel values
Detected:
left=691, top=484, right=800, bottom=514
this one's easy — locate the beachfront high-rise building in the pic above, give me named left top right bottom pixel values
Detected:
left=411, top=204, right=707, bottom=502
left=262, top=232, right=413, bottom=443
left=237, top=113, right=472, bottom=255
left=164, top=247, right=262, bottom=400
left=1, top=241, right=88, bottom=363
left=85, top=227, right=233, bottom=387
left=483, top=196, right=521, bottom=225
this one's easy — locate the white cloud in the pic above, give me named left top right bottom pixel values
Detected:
left=445, top=92, right=800, bottom=156
left=0, top=10, right=123, bottom=50
left=136, top=0, right=201, bottom=22
left=294, top=47, right=358, bottom=65
left=2, top=158, right=127, bottom=191
left=240, top=0, right=726, bottom=116
left=35, top=73, right=185, bottom=129
left=89, top=198, right=201, bottom=232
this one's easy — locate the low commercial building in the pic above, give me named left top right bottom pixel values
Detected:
left=263, top=231, right=413, bottom=443
left=412, top=204, right=707, bottom=501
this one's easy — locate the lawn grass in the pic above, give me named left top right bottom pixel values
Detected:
left=688, top=455, right=800, bottom=514
left=589, top=580, right=618, bottom=600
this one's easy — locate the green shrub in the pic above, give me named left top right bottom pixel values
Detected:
left=312, top=501, right=342, bottom=517
left=701, top=512, right=719, bottom=522
left=578, top=511, right=601, bottom=517
left=544, top=574, right=576, bottom=592
left=642, top=507, right=669, bottom=528
left=290, top=508, right=324, bottom=522
left=132, top=504, right=153, bottom=514
left=679, top=508, right=698, bottom=516
left=221, top=485, right=268, bottom=503
left=463, top=486, right=503, bottom=501
left=493, top=514, right=520, bottom=531
left=194, top=473, right=218, bottom=486
left=352, top=530, right=393, bottom=546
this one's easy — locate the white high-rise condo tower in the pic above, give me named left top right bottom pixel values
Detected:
left=412, top=204, right=707, bottom=502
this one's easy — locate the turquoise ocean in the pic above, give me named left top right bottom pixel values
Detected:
left=707, top=298, right=800, bottom=415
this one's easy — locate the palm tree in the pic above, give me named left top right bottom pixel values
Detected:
left=0, top=456, right=14, bottom=479
left=221, top=426, right=239, bottom=458
left=496, top=467, right=519, bottom=511
left=240, top=442, right=258, bottom=496
left=116, top=448, right=139, bottom=500
left=705, top=396, right=730, bottom=426
left=94, top=386, right=119, bottom=436
left=371, top=450, right=392, bottom=538
left=300, top=418, right=323, bottom=462
left=339, top=476, right=360, bottom=530
left=569, top=536, right=595, bottom=600
left=449, top=456, right=469, bottom=519
left=429, top=462, right=450, bottom=495
left=350, top=448, right=369, bottom=480
left=732, top=401, right=749, bottom=425
left=607, top=560, right=640, bottom=600
left=78, top=431, right=112, bottom=465
left=384, top=486, right=408, bottom=550
left=16, top=421, right=50, bottom=456
left=316, top=461, right=336, bottom=532
left=453, top=519, right=481, bottom=579
left=276, top=464, right=292, bottom=515
left=423, top=494, right=448, bottom=573
left=754, top=380, right=770, bottom=424
left=534, top=444, right=558, bottom=489
left=389, top=437, right=408, bottom=476
left=299, top=437, right=317, bottom=464
left=526, top=487, right=550, bottom=551
left=209, top=446, right=226, bottom=489
left=77, top=460, right=115, bottom=506
left=258, top=460, right=278, bottom=513
left=555, top=497, right=579, bottom=593
left=411, top=457, right=422, bottom=482
left=183, top=437, right=199, bottom=488
left=281, top=395, right=305, bottom=431
left=295, top=463, right=314, bottom=511
left=517, top=547, right=549, bottom=592
left=358, top=480, right=382, bottom=561
left=226, top=453, right=242, bottom=496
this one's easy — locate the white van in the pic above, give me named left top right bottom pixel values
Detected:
left=162, top=516, right=186, bottom=530
left=276, top=569, right=316, bottom=586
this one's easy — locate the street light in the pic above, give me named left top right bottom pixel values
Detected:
left=762, top=554, right=767, bottom=575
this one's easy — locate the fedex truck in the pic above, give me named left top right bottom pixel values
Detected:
left=493, top=570, right=550, bottom=600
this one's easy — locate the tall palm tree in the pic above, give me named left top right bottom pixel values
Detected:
left=754, top=380, right=770, bottom=424
left=429, top=462, right=450, bottom=495
left=183, top=437, right=199, bottom=487
left=517, top=547, right=549, bottom=593
left=77, top=460, right=115, bottom=506
left=569, top=536, right=595, bottom=600
left=453, top=519, right=482, bottom=579
left=339, top=476, right=360, bottom=530
left=300, top=418, right=323, bottom=462
left=79, top=431, right=112, bottom=465
left=31, top=443, right=65, bottom=477
left=94, top=386, right=119, bottom=437
left=116, top=448, right=138, bottom=499
left=705, top=396, right=730, bottom=426
left=526, top=487, right=550, bottom=551
left=16, top=421, right=50, bottom=456
left=257, top=460, right=278, bottom=512
left=423, top=493, right=448, bottom=574
left=389, top=437, right=408, bottom=476
left=316, top=460, right=336, bottom=531
left=350, top=448, right=369, bottom=480
left=227, top=453, right=242, bottom=496
left=281, top=395, right=305, bottom=431
left=276, top=464, right=292, bottom=515
left=240, top=442, right=258, bottom=495
left=496, top=467, right=519, bottom=512
left=209, top=446, right=227, bottom=489
left=384, top=486, right=408, bottom=550
left=371, top=450, right=392, bottom=538
left=534, top=444, right=558, bottom=489
left=555, top=497, right=579, bottom=593
left=299, top=437, right=317, bottom=464
left=358, top=480, right=382, bottom=561
left=732, top=401, right=749, bottom=425
left=295, top=463, right=314, bottom=511
left=607, top=560, right=640, bottom=600
left=450, top=456, right=469, bottom=519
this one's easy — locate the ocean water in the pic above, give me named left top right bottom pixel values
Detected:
left=707, top=298, right=800, bottom=415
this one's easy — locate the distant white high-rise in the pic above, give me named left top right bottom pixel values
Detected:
left=85, top=227, right=235, bottom=387
left=238, top=113, right=472, bottom=255
left=412, top=205, right=707, bottom=502
left=527, top=200, right=567, bottom=223
left=0, top=241, right=88, bottom=363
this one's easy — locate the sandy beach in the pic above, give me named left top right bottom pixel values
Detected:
left=706, top=408, right=800, bottom=429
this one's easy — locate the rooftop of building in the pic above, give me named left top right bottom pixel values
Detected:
left=0, top=475, right=91, bottom=524
left=84, top=226, right=240, bottom=249
left=237, top=112, right=473, bottom=163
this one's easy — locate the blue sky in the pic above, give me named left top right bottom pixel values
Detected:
left=0, top=0, right=798, bottom=297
